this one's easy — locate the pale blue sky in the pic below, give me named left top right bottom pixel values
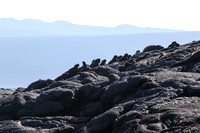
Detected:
left=0, top=0, right=200, bottom=31
left=1, top=0, right=200, bottom=88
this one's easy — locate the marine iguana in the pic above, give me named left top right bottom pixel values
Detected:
left=90, top=58, right=101, bottom=68
left=100, top=59, right=107, bottom=65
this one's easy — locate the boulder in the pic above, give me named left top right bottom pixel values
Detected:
left=143, top=45, right=164, bottom=52
left=168, top=41, right=180, bottom=48
left=25, top=79, right=54, bottom=91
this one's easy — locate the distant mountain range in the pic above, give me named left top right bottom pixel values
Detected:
left=0, top=18, right=185, bottom=36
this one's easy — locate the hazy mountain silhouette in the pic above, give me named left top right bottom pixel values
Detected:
left=0, top=18, right=184, bottom=36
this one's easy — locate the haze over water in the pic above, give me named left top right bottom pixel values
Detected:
left=1, top=32, right=200, bottom=88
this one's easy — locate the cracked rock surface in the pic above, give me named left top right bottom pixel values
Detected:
left=1, top=40, right=200, bottom=132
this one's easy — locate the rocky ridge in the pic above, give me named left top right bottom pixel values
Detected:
left=1, top=41, right=200, bottom=132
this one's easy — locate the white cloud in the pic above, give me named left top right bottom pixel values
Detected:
left=0, top=0, right=200, bottom=30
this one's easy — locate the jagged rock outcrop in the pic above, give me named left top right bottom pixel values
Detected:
left=1, top=40, right=200, bottom=132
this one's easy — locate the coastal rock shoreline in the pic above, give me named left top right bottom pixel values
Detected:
left=1, top=40, right=200, bottom=132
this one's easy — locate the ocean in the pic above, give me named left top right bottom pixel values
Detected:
left=0, top=32, right=200, bottom=88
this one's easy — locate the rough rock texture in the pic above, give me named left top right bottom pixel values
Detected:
left=1, top=40, right=200, bottom=132
left=0, top=88, right=13, bottom=98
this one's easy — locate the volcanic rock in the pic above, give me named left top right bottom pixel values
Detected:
left=143, top=45, right=164, bottom=52
left=1, top=40, right=200, bottom=132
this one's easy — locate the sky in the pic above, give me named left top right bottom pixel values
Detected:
left=0, top=0, right=200, bottom=31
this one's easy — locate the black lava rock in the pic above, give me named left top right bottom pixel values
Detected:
left=1, top=40, right=200, bottom=132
